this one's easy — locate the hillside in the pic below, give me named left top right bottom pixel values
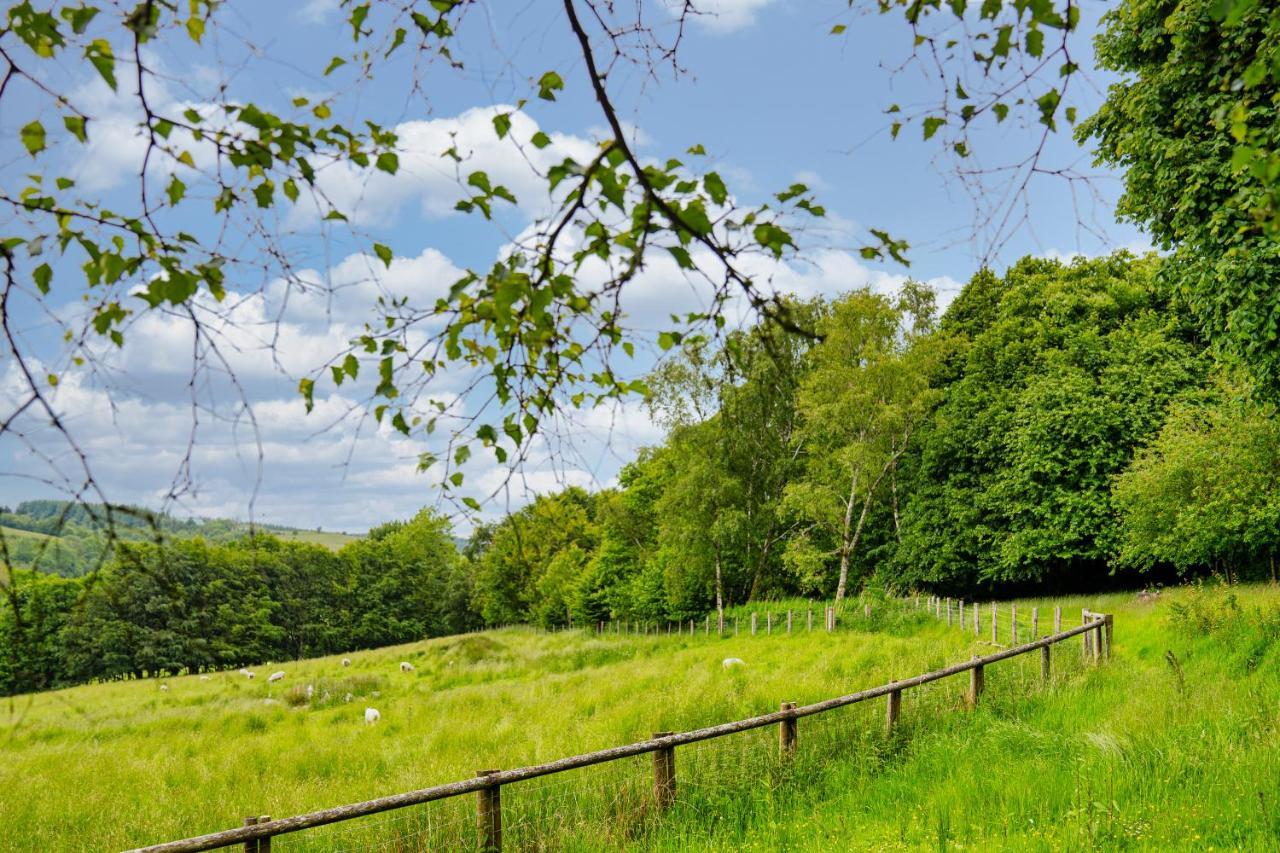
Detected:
left=2, top=583, right=1276, bottom=850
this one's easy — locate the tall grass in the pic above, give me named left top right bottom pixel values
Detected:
left=2, top=584, right=1277, bottom=850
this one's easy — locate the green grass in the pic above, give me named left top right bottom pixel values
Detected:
left=0, top=524, right=54, bottom=542
left=269, top=528, right=363, bottom=550
left=2, top=584, right=1277, bottom=850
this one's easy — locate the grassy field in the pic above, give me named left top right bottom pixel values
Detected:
left=269, top=528, right=364, bottom=550
left=1, top=584, right=1277, bottom=850
left=0, top=524, right=54, bottom=541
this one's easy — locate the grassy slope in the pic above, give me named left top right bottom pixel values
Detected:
left=2, top=585, right=1277, bottom=850
left=0, top=524, right=54, bottom=541
left=268, top=528, right=363, bottom=550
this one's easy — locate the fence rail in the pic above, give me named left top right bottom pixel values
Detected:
left=126, top=607, right=1113, bottom=853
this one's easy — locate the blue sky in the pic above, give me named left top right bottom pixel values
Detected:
left=0, top=0, right=1144, bottom=533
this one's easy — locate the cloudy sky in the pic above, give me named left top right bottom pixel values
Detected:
left=0, top=0, right=1144, bottom=534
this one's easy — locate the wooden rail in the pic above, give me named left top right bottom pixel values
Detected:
left=126, top=612, right=1112, bottom=853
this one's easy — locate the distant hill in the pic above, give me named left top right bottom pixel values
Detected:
left=0, top=501, right=366, bottom=575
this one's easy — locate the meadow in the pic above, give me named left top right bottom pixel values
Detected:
left=1, top=584, right=1277, bottom=850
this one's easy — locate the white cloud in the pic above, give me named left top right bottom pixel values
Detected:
left=294, top=106, right=601, bottom=227
left=670, top=0, right=779, bottom=32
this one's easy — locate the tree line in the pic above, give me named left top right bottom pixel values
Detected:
left=467, top=253, right=1280, bottom=629
left=7, top=250, right=1280, bottom=697
left=0, top=511, right=473, bottom=695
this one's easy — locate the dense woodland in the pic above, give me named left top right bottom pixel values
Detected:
left=6, top=252, right=1280, bottom=696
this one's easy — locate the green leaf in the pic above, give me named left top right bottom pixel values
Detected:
left=63, top=115, right=87, bottom=143
left=33, top=263, right=52, bottom=294
left=20, top=121, right=46, bottom=156
left=376, top=151, right=399, bottom=174
left=830, top=24, right=847, bottom=34
left=299, top=377, right=316, bottom=413
left=703, top=172, right=728, bottom=206
left=462, top=496, right=481, bottom=511
left=492, top=113, right=512, bottom=140
left=657, top=331, right=677, bottom=351
left=373, top=243, right=393, bottom=267
left=86, top=39, right=117, bottom=90
left=667, top=246, right=695, bottom=270
left=922, top=117, right=946, bottom=140
left=537, top=70, right=564, bottom=101
left=530, top=131, right=552, bottom=149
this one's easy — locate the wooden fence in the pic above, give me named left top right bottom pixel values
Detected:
left=126, top=604, right=1113, bottom=853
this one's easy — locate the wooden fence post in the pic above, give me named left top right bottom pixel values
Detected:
left=991, top=603, right=997, bottom=644
left=689, top=619, right=694, bottom=635
left=946, top=597, right=952, bottom=626
left=1032, top=607, right=1039, bottom=638
left=1054, top=606, right=1062, bottom=634
left=968, top=661, right=984, bottom=708
left=1104, top=614, right=1114, bottom=661
left=751, top=613, right=758, bottom=636
left=973, top=603, right=979, bottom=635
left=778, top=702, right=797, bottom=758
left=767, top=612, right=773, bottom=635
left=476, top=771, right=502, bottom=852
left=718, top=612, right=724, bottom=635
left=787, top=610, right=793, bottom=633
left=864, top=602, right=871, bottom=619
left=242, top=816, right=271, bottom=853
left=1081, top=609, right=1091, bottom=660
left=886, top=689, right=901, bottom=736
left=959, top=600, right=965, bottom=631
left=652, top=733, right=676, bottom=809
left=734, top=616, right=739, bottom=636
left=705, top=615, right=709, bottom=635
left=807, top=608, right=813, bottom=631
left=1011, top=603, right=1018, bottom=645
left=1040, top=644, right=1051, bottom=684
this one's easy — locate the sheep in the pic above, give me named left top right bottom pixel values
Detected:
left=343, top=693, right=354, bottom=703
left=722, top=658, right=746, bottom=669
left=305, top=685, right=314, bottom=700
left=199, top=675, right=211, bottom=681
left=364, top=707, right=381, bottom=724
left=399, top=661, right=415, bottom=673
left=268, top=671, right=286, bottom=684
left=237, top=668, right=249, bottom=676
left=245, top=671, right=255, bottom=680
left=159, top=684, right=169, bottom=691
left=341, top=658, right=351, bottom=667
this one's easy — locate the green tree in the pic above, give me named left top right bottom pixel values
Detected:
left=1114, top=375, right=1280, bottom=582
left=1083, top=0, right=1280, bottom=393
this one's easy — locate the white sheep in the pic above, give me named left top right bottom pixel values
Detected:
left=722, top=658, right=746, bottom=669
left=268, top=671, right=286, bottom=684
left=245, top=671, right=255, bottom=680
left=159, top=684, right=169, bottom=691
left=343, top=693, right=354, bottom=703
left=199, top=675, right=211, bottom=681
left=342, top=658, right=351, bottom=667
left=399, top=661, right=414, bottom=672
left=305, top=685, right=314, bottom=700
left=364, top=707, right=381, bottom=724
left=238, top=668, right=249, bottom=676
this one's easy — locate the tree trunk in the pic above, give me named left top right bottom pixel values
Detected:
left=890, top=464, right=901, bottom=543
left=835, top=468, right=861, bottom=602
left=713, top=548, right=725, bottom=618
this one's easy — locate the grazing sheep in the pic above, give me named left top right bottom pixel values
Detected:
left=159, top=684, right=169, bottom=691
left=238, top=668, right=249, bottom=676
left=722, top=658, right=746, bottom=669
left=364, top=707, right=381, bottom=724
left=1137, top=588, right=1161, bottom=603
left=245, top=671, right=255, bottom=680
left=199, top=675, right=211, bottom=681
left=342, top=658, right=351, bottom=667
left=305, top=685, right=314, bottom=700
left=268, top=671, right=286, bottom=684
left=399, top=661, right=414, bottom=673
left=343, top=693, right=354, bottom=703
